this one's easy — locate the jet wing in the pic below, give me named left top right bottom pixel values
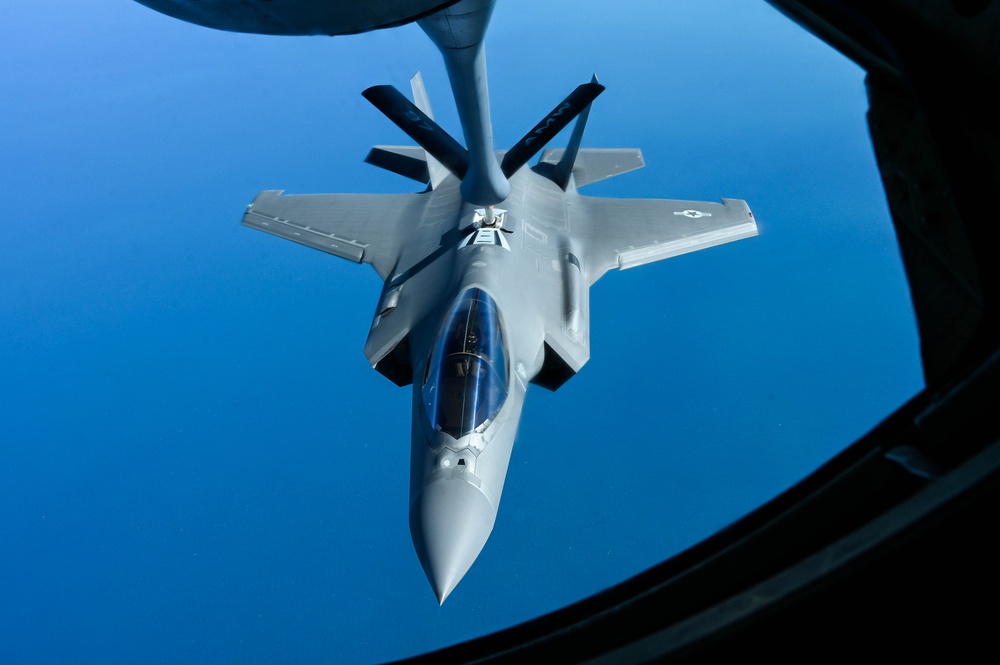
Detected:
left=573, top=196, right=758, bottom=284
left=242, top=189, right=428, bottom=280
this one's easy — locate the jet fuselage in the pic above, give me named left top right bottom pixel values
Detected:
left=231, top=0, right=757, bottom=603
left=398, top=168, right=576, bottom=600
left=136, top=0, right=759, bottom=607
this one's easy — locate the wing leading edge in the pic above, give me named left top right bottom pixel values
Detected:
left=573, top=196, right=757, bottom=284
left=242, top=189, right=429, bottom=280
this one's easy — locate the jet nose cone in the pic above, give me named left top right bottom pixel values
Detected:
left=410, top=476, right=497, bottom=604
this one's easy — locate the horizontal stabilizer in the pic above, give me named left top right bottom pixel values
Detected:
left=362, top=85, right=469, bottom=180
left=500, top=81, right=605, bottom=178
left=365, top=145, right=430, bottom=184
left=537, top=148, right=645, bottom=188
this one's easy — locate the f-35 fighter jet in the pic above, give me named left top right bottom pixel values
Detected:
left=139, top=0, right=758, bottom=603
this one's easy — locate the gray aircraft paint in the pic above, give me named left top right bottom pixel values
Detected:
left=140, top=0, right=758, bottom=603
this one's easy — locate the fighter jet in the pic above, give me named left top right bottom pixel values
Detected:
left=137, top=0, right=758, bottom=603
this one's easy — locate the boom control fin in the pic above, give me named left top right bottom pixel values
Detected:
left=500, top=80, right=605, bottom=178
left=363, top=84, right=470, bottom=180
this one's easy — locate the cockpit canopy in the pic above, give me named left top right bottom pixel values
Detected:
left=422, top=288, right=509, bottom=439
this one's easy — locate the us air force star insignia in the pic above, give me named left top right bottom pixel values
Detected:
left=674, top=209, right=712, bottom=219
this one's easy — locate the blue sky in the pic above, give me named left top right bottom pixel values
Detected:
left=1, top=1, right=922, bottom=662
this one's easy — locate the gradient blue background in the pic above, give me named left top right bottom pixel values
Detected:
left=1, top=1, right=922, bottom=662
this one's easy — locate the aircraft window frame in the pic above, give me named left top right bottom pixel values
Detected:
left=422, top=288, right=510, bottom=438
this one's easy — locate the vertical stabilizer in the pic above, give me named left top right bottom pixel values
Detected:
left=553, top=74, right=599, bottom=190
left=410, top=72, right=450, bottom=190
